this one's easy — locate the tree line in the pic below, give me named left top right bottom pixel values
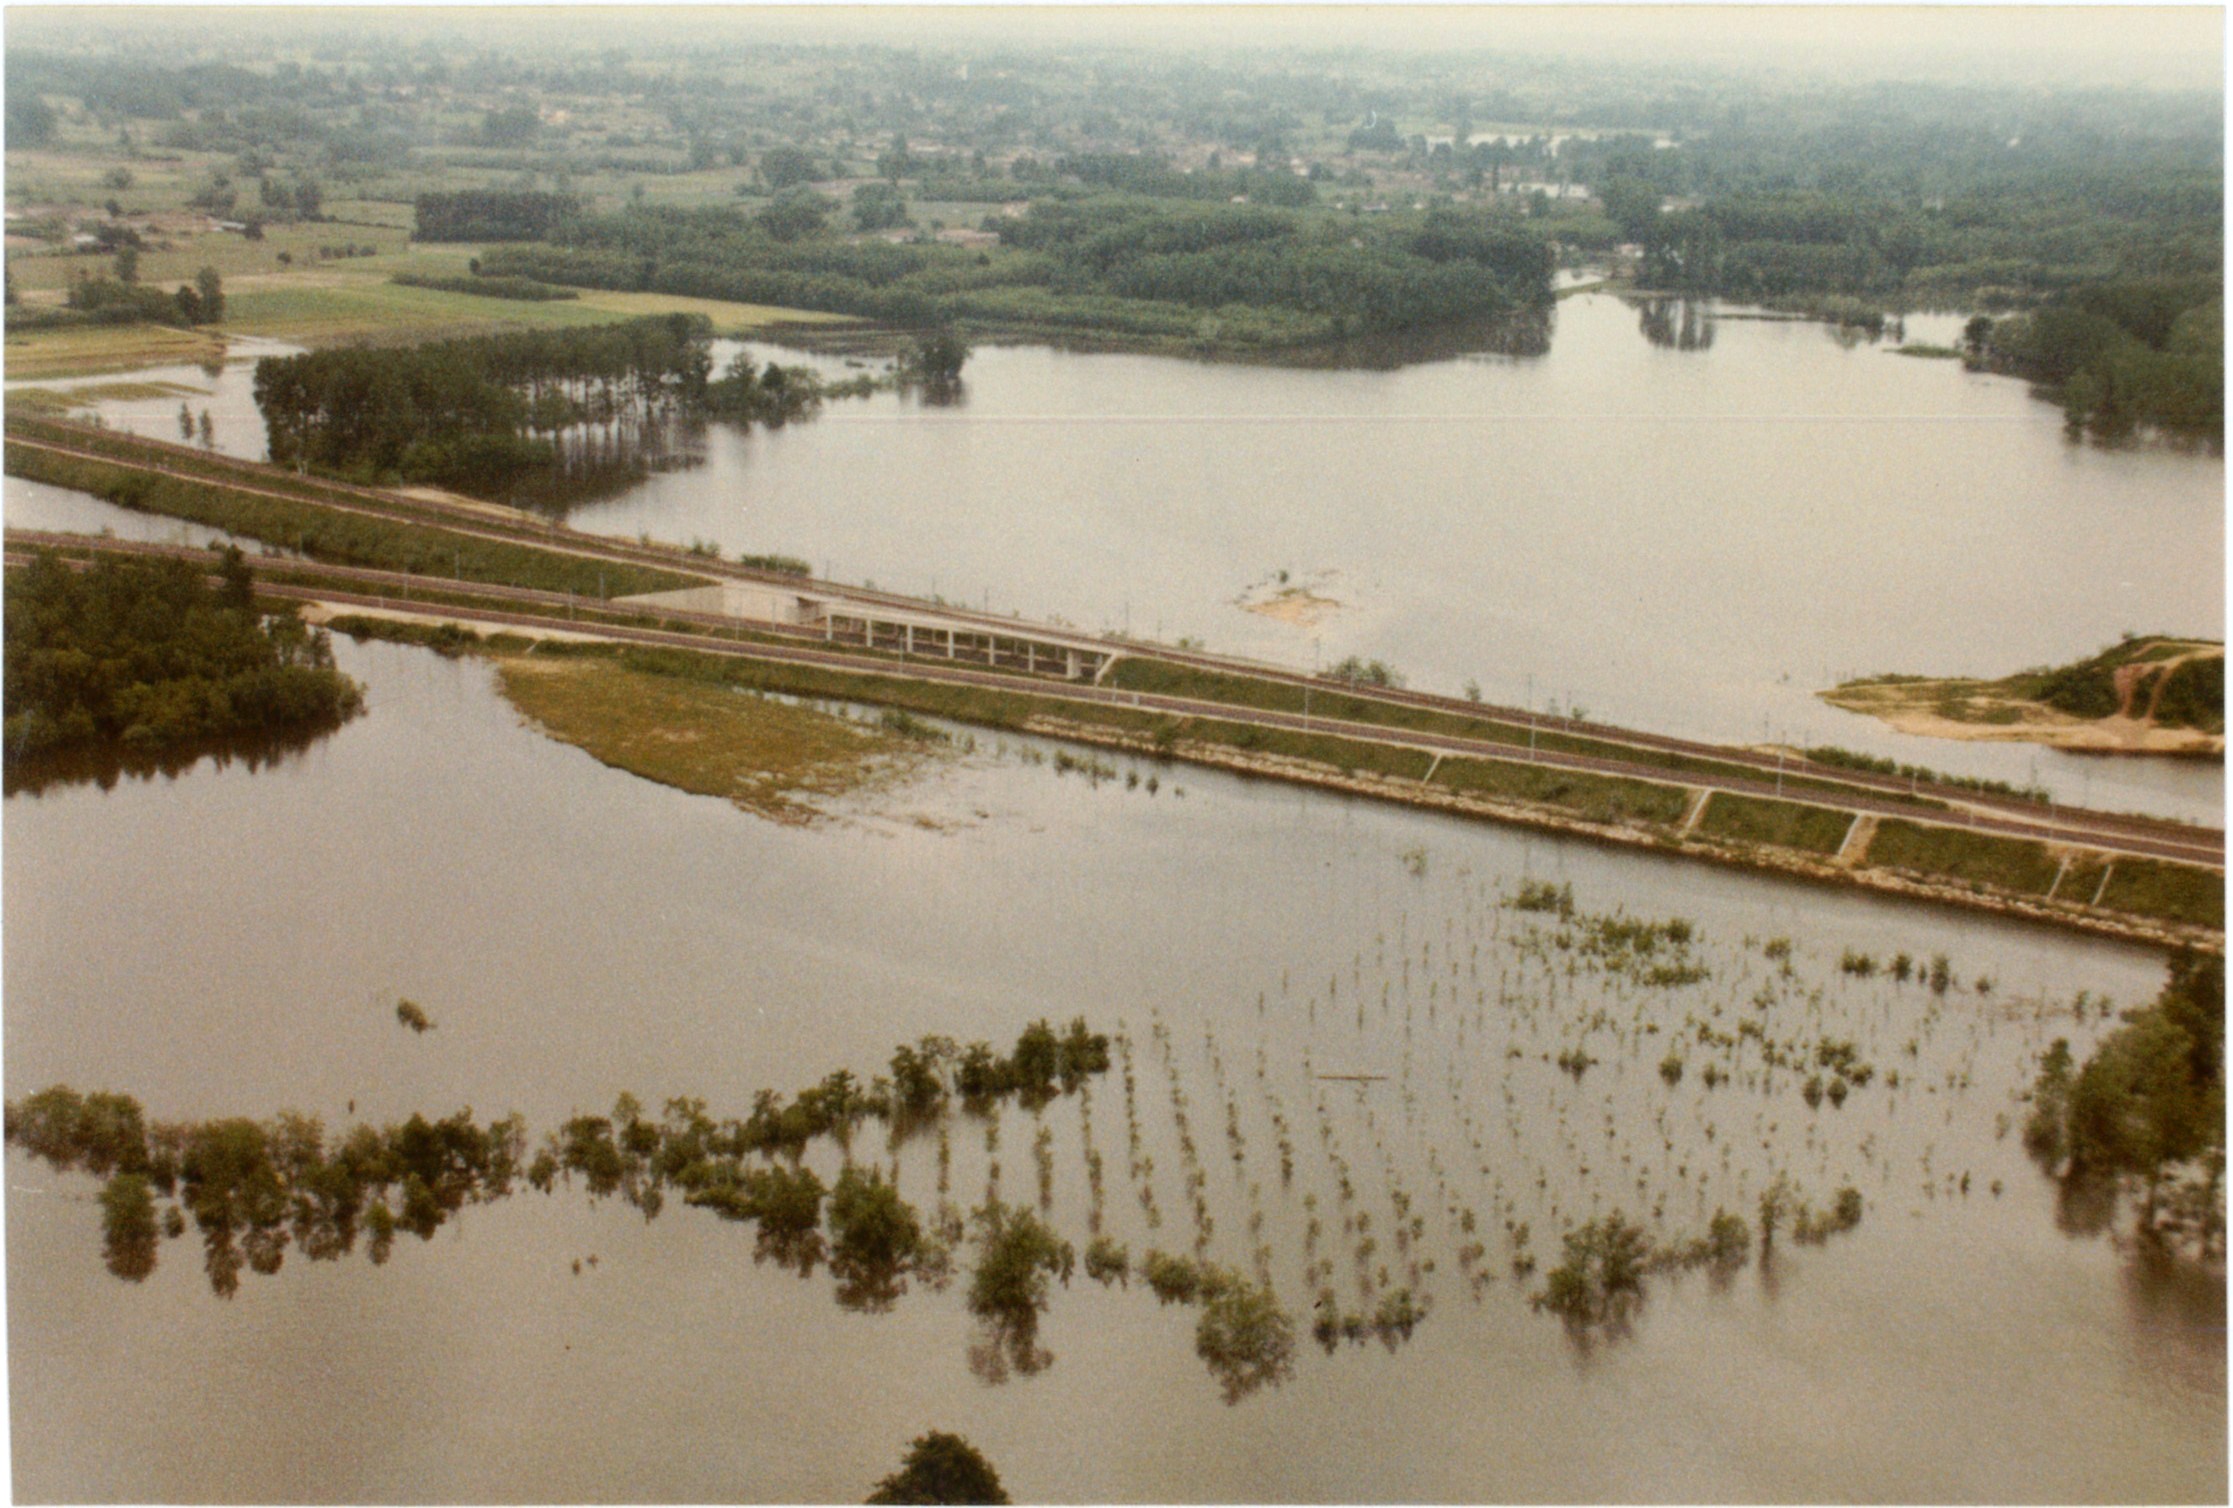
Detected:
left=1972, top=281, right=2222, bottom=443
left=1053, top=152, right=1317, bottom=207
left=413, top=188, right=584, bottom=243
left=8, top=265, right=225, bottom=334
left=475, top=195, right=1554, bottom=352
left=3, top=1017, right=1113, bottom=1298
left=250, top=312, right=902, bottom=496
left=252, top=313, right=713, bottom=494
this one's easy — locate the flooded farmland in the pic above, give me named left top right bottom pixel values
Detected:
left=6, top=639, right=2220, bottom=1502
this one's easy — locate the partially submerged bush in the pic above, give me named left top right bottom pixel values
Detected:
left=1532, top=1213, right=1650, bottom=1330
left=1195, top=1270, right=1297, bottom=1403
left=1084, top=1234, right=1130, bottom=1287
left=966, top=1197, right=1073, bottom=1325
left=1141, top=1248, right=1212, bottom=1305
left=1792, top=1188, right=1865, bottom=1244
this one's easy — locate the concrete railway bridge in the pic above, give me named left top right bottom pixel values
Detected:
left=622, top=579, right=1118, bottom=682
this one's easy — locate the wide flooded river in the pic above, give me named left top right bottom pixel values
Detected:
left=13, top=293, right=2224, bottom=823
left=6, top=640, right=2222, bottom=1502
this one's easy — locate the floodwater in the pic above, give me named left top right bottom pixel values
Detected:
left=14, top=296, right=2222, bottom=822
left=5, top=474, right=247, bottom=550
left=6, top=639, right=2222, bottom=1502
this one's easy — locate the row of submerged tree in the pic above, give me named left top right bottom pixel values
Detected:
left=4, top=1018, right=1112, bottom=1299
left=14, top=879, right=2200, bottom=1385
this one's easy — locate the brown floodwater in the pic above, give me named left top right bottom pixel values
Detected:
left=6, top=639, right=2222, bottom=1502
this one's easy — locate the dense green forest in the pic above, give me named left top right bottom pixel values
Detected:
left=1571, top=89, right=2219, bottom=301
left=479, top=196, right=1555, bottom=351
left=1974, top=283, right=2223, bottom=442
left=250, top=312, right=889, bottom=496
left=412, top=188, right=584, bottom=242
left=253, top=313, right=712, bottom=494
left=3, top=547, right=361, bottom=762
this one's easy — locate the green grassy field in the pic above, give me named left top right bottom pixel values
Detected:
left=7, top=223, right=415, bottom=293
left=496, top=654, right=933, bottom=823
left=225, top=277, right=852, bottom=344
left=1, top=321, right=231, bottom=379
left=5, top=248, right=853, bottom=376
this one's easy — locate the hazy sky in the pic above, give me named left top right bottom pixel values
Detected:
left=15, top=4, right=2226, bottom=93
left=739, top=5, right=2226, bottom=89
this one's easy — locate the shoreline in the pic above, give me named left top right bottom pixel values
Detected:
left=1824, top=655, right=2226, bottom=759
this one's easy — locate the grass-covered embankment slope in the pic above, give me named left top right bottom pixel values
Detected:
left=1823, top=637, right=2225, bottom=755
left=2096, top=857, right=2227, bottom=930
left=494, top=655, right=943, bottom=824
left=1861, top=819, right=2221, bottom=931
left=1865, top=819, right=2066, bottom=896
left=4, top=428, right=702, bottom=601
left=1696, top=792, right=1855, bottom=855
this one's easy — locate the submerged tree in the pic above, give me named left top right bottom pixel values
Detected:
left=2029, top=952, right=2224, bottom=1258
left=828, top=1164, right=946, bottom=1312
left=1193, top=1269, right=1298, bottom=1404
left=901, top=329, right=969, bottom=393
left=99, top=1172, right=160, bottom=1282
left=1532, top=1212, right=1650, bottom=1336
left=966, top=1197, right=1073, bottom=1324
left=964, top=1197, right=1072, bottom=1383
